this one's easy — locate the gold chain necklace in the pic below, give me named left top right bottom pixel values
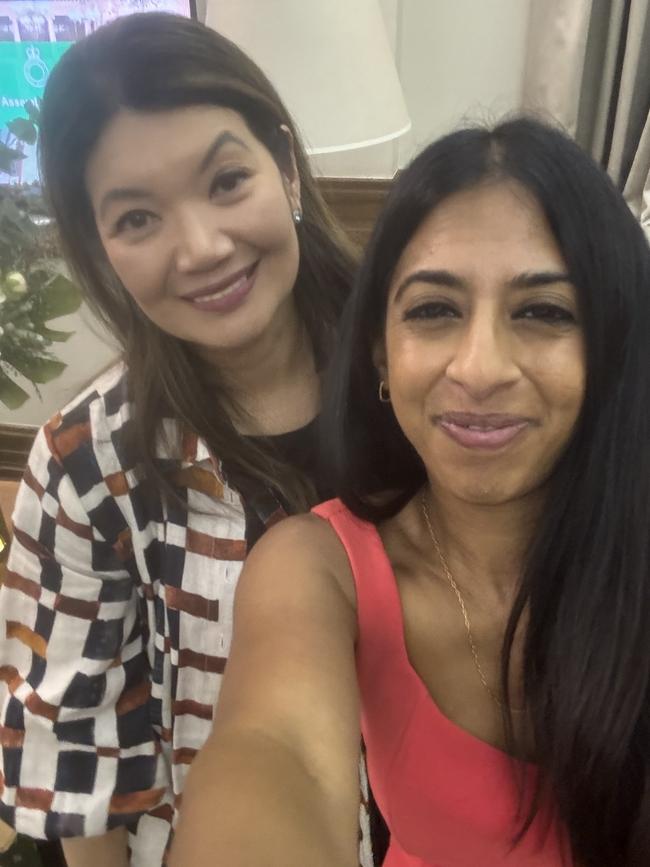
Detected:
left=420, top=492, right=520, bottom=712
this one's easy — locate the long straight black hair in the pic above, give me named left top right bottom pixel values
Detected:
left=324, top=117, right=650, bottom=866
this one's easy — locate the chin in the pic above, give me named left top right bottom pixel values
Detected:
left=439, top=474, right=535, bottom=507
left=457, top=487, right=516, bottom=507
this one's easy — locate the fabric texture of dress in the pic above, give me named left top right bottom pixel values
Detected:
left=313, top=498, right=573, bottom=867
left=0, top=365, right=374, bottom=867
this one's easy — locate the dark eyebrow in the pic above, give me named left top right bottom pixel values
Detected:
left=198, top=130, right=250, bottom=174
left=98, top=131, right=250, bottom=222
left=98, top=186, right=152, bottom=222
left=393, top=270, right=465, bottom=303
left=506, top=271, right=572, bottom=289
left=393, top=268, right=572, bottom=303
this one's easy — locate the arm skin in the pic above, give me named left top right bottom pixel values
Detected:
left=169, top=514, right=361, bottom=867
left=62, top=828, right=129, bottom=867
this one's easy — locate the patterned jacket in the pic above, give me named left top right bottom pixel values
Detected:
left=0, top=364, right=373, bottom=866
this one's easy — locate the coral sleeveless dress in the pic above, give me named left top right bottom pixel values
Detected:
left=313, top=500, right=572, bottom=867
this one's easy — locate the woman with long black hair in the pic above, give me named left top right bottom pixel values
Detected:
left=171, top=116, right=650, bottom=867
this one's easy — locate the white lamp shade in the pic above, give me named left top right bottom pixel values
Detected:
left=205, top=0, right=411, bottom=154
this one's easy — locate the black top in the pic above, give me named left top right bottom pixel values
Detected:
left=221, top=417, right=331, bottom=550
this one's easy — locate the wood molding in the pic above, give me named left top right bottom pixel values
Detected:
left=0, top=424, right=37, bottom=480
left=318, top=177, right=393, bottom=246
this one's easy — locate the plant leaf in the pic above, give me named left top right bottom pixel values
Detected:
left=7, top=118, right=37, bottom=145
left=29, top=258, right=66, bottom=277
left=0, top=198, right=37, bottom=244
left=0, top=143, right=26, bottom=174
left=0, top=369, right=29, bottom=409
left=10, top=354, right=66, bottom=384
left=33, top=324, right=74, bottom=342
left=0, top=197, right=30, bottom=223
left=36, top=275, right=82, bottom=320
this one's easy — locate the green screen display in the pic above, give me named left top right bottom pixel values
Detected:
left=0, top=0, right=194, bottom=185
left=0, top=40, right=69, bottom=121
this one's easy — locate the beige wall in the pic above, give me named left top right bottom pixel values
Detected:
left=398, top=0, right=532, bottom=153
left=314, top=0, right=533, bottom=178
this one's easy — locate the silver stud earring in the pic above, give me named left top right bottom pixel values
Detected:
left=378, top=380, right=391, bottom=403
left=292, top=208, right=303, bottom=225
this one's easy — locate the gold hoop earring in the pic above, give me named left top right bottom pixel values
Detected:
left=378, top=380, right=391, bottom=403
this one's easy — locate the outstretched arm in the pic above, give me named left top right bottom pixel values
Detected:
left=62, top=828, right=128, bottom=867
left=169, top=514, right=361, bottom=867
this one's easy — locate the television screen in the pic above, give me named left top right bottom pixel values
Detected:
left=0, top=0, right=196, bottom=186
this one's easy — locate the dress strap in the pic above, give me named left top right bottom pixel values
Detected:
left=312, top=499, right=406, bottom=665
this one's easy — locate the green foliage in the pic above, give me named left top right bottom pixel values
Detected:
left=0, top=103, right=81, bottom=409
left=0, top=369, right=30, bottom=410
left=0, top=260, right=82, bottom=409
left=6, top=118, right=37, bottom=146
left=0, top=100, right=39, bottom=180
left=0, top=145, right=26, bottom=176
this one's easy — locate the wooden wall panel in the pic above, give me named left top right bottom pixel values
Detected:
left=0, top=425, right=37, bottom=480
left=319, top=176, right=392, bottom=246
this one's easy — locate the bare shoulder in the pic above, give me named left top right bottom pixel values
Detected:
left=236, top=512, right=358, bottom=623
left=219, top=511, right=361, bottom=740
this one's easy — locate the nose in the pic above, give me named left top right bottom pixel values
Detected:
left=173, top=206, right=235, bottom=273
left=445, top=310, right=521, bottom=400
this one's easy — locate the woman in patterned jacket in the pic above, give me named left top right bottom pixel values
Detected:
left=0, top=12, right=379, bottom=867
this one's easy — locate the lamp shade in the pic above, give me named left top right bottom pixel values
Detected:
left=205, top=0, right=411, bottom=154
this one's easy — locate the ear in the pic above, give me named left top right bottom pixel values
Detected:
left=279, top=124, right=301, bottom=212
left=372, top=337, right=388, bottom=383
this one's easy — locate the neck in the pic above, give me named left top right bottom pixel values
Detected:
left=423, top=485, right=543, bottom=601
left=200, top=298, right=319, bottom=435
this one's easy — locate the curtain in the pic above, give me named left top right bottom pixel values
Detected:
left=522, top=0, right=650, bottom=240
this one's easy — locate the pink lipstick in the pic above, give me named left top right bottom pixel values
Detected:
left=181, top=262, right=258, bottom=314
left=436, top=412, right=530, bottom=450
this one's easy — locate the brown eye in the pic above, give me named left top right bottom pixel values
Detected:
left=114, top=210, right=155, bottom=235
left=210, top=169, right=250, bottom=197
left=404, top=301, right=460, bottom=321
left=515, top=304, right=577, bottom=325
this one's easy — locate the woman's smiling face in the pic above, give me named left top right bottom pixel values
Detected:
left=378, top=180, right=586, bottom=507
left=85, top=105, right=301, bottom=357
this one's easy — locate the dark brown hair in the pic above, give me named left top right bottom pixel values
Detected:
left=39, top=12, right=356, bottom=510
